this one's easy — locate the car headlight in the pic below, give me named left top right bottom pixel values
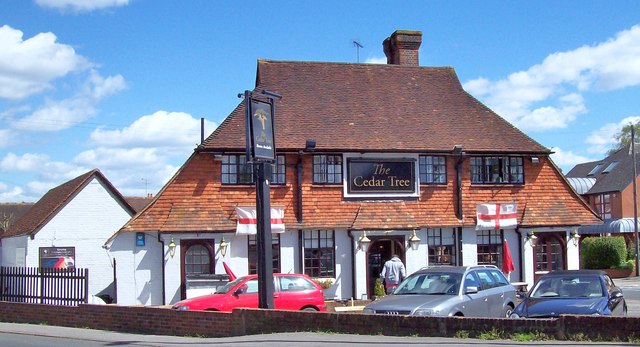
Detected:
left=414, top=308, right=440, bottom=316
left=362, top=308, right=374, bottom=314
left=509, top=313, right=521, bottom=319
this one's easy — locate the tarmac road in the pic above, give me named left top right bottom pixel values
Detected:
left=1, top=323, right=639, bottom=347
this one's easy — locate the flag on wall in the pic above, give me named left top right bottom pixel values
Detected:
left=476, top=203, right=518, bottom=230
left=235, top=206, right=285, bottom=234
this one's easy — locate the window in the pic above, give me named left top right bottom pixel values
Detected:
left=279, top=276, right=317, bottom=292
left=476, top=230, right=502, bottom=267
left=595, top=193, right=612, bottom=219
left=602, top=161, right=618, bottom=174
left=313, top=155, right=342, bottom=184
left=221, top=155, right=285, bottom=184
left=419, top=155, right=446, bottom=184
left=185, top=244, right=212, bottom=275
left=587, top=163, right=603, bottom=176
left=248, top=234, right=281, bottom=274
left=471, top=156, right=524, bottom=184
left=303, top=230, right=335, bottom=277
left=427, top=228, right=456, bottom=265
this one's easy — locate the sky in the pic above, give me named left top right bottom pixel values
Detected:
left=1, top=1, right=639, bottom=203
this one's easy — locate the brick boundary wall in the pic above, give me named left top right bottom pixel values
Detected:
left=1, top=302, right=639, bottom=341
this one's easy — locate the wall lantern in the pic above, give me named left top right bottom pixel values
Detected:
left=408, top=230, right=421, bottom=251
left=305, top=139, right=316, bottom=152
left=219, top=236, right=229, bottom=257
left=168, top=238, right=176, bottom=258
left=570, top=231, right=581, bottom=246
left=526, top=233, right=538, bottom=248
left=358, top=231, right=371, bottom=252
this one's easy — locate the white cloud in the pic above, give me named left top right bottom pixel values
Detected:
left=585, top=116, right=640, bottom=155
left=463, top=25, right=640, bottom=132
left=10, top=70, right=126, bottom=132
left=365, top=56, right=387, bottom=64
left=35, top=0, right=129, bottom=12
left=89, top=110, right=216, bottom=152
left=0, top=129, right=15, bottom=147
left=0, top=185, right=25, bottom=202
left=0, top=25, right=89, bottom=100
left=549, top=147, right=595, bottom=173
left=0, top=152, right=50, bottom=171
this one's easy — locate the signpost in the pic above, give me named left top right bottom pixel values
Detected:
left=242, top=89, right=280, bottom=309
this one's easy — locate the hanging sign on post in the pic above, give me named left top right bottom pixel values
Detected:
left=245, top=91, right=276, bottom=162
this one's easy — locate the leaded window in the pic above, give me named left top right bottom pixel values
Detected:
left=313, top=155, right=342, bottom=184
left=476, top=230, right=502, bottom=267
left=419, top=155, right=446, bottom=184
left=303, top=230, right=335, bottom=277
left=471, top=156, right=524, bottom=184
left=427, top=228, right=455, bottom=265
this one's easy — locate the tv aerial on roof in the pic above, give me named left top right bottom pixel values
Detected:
left=353, top=40, right=363, bottom=63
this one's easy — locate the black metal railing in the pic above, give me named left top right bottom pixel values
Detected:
left=0, top=267, right=88, bottom=306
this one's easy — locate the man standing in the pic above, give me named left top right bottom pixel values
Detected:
left=380, top=254, right=406, bottom=294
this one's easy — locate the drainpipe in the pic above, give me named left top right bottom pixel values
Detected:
left=348, top=230, right=356, bottom=300
left=297, top=157, right=303, bottom=223
left=453, top=145, right=464, bottom=220
left=157, top=233, right=166, bottom=306
left=515, top=228, right=524, bottom=281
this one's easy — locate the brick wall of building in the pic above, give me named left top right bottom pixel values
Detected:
left=0, top=302, right=638, bottom=341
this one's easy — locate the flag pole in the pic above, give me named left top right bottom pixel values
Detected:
left=632, top=124, right=639, bottom=277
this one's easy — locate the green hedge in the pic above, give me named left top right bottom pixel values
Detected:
left=581, top=236, right=627, bottom=269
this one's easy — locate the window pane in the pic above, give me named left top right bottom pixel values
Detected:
left=303, top=230, right=335, bottom=277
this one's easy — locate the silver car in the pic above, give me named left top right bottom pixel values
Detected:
left=363, top=265, right=517, bottom=317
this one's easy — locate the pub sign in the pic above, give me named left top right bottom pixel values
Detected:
left=347, top=158, right=416, bottom=194
left=245, top=95, right=276, bottom=162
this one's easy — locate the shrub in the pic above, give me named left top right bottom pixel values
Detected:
left=374, top=277, right=386, bottom=297
left=581, top=236, right=627, bottom=269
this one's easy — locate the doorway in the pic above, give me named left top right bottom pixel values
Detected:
left=366, top=235, right=405, bottom=298
left=533, top=232, right=566, bottom=282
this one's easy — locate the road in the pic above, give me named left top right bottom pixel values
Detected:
left=0, top=323, right=638, bottom=347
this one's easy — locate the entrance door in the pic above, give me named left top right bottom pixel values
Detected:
left=533, top=233, right=566, bottom=282
left=366, top=235, right=405, bottom=298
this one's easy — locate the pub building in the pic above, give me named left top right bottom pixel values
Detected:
left=112, top=30, right=600, bottom=305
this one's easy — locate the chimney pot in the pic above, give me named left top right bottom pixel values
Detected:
left=383, top=30, right=422, bottom=66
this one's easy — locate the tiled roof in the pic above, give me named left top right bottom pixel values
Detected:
left=121, top=154, right=601, bottom=233
left=3, top=169, right=135, bottom=238
left=203, top=60, right=550, bottom=154
left=566, top=145, right=638, bottom=195
left=125, top=196, right=155, bottom=213
left=0, top=203, right=33, bottom=234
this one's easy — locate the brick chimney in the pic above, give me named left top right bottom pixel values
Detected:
left=383, top=30, right=422, bottom=66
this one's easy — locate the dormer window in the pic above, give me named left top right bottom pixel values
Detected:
left=470, top=156, right=524, bottom=184
left=587, top=163, right=603, bottom=176
left=602, top=161, right=618, bottom=174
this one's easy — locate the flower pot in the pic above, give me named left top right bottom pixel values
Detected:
left=604, top=268, right=633, bottom=278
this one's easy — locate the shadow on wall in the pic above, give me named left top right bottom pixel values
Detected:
left=107, top=232, right=163, bottom=306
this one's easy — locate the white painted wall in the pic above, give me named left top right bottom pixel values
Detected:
left=108, top=232, right=163, bottom=306
left=3, top=178, right=134, bottom=301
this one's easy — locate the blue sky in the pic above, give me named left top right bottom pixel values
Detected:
left=1, top=0, right=639, bottom=202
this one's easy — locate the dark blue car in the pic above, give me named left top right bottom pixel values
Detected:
left=510, top=270, right=627, bottom=318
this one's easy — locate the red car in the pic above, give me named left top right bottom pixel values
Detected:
left=171, top=273, right=327, bottom=312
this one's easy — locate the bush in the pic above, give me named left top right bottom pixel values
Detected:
left=581, top=236, right=627, bottom=269
left=374, top=277, right=386, bottom=298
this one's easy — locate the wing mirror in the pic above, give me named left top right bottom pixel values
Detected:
left=465, top=286, right=479, bottom=294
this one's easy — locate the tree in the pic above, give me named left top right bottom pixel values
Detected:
left=609, top=122, right=640, bottom=155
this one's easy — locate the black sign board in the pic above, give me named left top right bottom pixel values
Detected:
left=347, top=158, right=416, bottom=194
left=246, top=96, right=276, bottom=162
left=39, top=247, right=75, bottom=269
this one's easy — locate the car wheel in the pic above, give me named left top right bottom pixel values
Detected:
left=302, top=307, right=318, bottom=311
left=504, top=305, right=514, bottom=318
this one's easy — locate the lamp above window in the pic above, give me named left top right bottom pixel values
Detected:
left=305, top=139, right=316, bottom=152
